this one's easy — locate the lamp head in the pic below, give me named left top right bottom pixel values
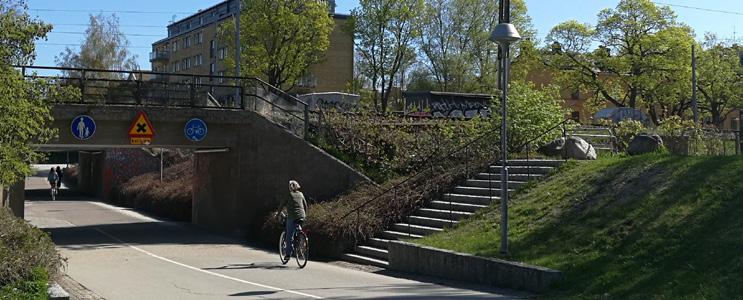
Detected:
left=489, top=23, right=521, bottom=45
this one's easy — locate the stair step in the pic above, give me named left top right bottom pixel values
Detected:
left=453, top=186, right=514, bottom=196
left=367, top=238, right=390, bottom=250
left=429, top=200, right=487, bottom=213
left=355, top=245, right=388, bottom=260
left=416, top=208, right=473, bottom=220
left=391, top=223, right=443, bottom=236
left=443, top=193, right=497, bottom=205
left=489, top=165, right=553, bottom=174
left=408, top=215, right=458, bottom=228
left=475, top=173, right=544, bottom=181
left=340, top=253, right=389, bottom=268
left=502, top=159, right=565, bottom=167
left=380, top=230, right=423, bottom=240
left=465, top=179, right=526, bottom=189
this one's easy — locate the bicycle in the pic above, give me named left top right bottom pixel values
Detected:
left=50, top=184, right=57, bottom=201
left=278, top=213, right=309, bottom=268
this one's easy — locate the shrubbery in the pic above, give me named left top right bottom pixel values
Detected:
left=0, top=208, right=62, bottom=299
left=112, top=157, right=193, bottom=221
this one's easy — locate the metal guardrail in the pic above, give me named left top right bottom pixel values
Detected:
left=14, top=65, right=311, bottom=138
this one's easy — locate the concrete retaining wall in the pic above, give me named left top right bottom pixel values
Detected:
left=388, top=240, right=563, bottom=293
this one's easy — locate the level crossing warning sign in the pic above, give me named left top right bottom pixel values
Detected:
left=128, top=112, right=155, bottom=145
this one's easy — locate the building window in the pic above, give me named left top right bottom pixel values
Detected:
left=210, top=63, right=215, bottom=76
left=218, top=48, right=225, bottom=60
left=298, top=73, right=317, bottom=88
left=571, top=111, right=581, bottom=122
left=185, top=58, right=191, bottom=69
left=195, top=54, right=203, bottom=66
left=175, top=62, right=180, bottom=72
left=210, top=40, right=216, bottom=57
left=172, top=42, right=178, bottom=52
left=185, top=36, right=191, bottom=48
left=196, top=32, right=203, bottom=44
left=218, top=71, right=225, bottom=83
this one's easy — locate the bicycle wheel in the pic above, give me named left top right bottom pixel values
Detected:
left=294, top=231, right=308, bottom=268
left=50, top=188, right=56, bottom=201
left=278, top=231, right=290, bottom=265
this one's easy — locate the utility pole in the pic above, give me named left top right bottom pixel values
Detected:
left=691, top=44, right=699, bottom=124
left=234, top=0, right=242, bottom=107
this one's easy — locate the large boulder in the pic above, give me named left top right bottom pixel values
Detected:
left=563, top=136, right=597, bottom=160
left=538, top=138, right=566, bottom=157
left=627, top=133, right=663, bottom=156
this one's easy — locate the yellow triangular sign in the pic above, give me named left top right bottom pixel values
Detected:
left=128, top=112, right=156, bottom=137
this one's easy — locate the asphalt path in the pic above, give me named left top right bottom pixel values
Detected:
left=25, top=193, right=523, bottom=299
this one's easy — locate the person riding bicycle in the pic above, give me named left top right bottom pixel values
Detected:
left=277, top=180, right=308, bottom=261
left=55, top=166, right=63, bottom=189
left=47, top=168, right=58, bottom=200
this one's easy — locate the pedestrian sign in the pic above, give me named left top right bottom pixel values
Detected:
left=128, top=112, right=155, bottom=145
left=184, top=118, right=207, bottom=142
left=71, top=115, right=96, bottom=141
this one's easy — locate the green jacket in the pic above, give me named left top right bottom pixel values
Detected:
left=280, top=191, right=307, bottom=220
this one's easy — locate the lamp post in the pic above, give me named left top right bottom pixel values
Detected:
left=489, top=6, right=520, bottom=255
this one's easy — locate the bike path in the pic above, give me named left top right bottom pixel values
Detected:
left=25, top=199, right=523, bottom=299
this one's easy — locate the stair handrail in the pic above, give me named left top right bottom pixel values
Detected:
left=338, top=125, right=502, bottom=221
left=339, top=117, right=576, bottom=222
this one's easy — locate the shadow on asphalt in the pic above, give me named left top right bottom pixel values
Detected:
left=203, top=262, right=293, bottom=271
left=229, top=291, right=278, bottom=297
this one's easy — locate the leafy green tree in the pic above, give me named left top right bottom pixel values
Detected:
left=221, top=0, right=334, bottom=90
left=697, top=35, right=743, bottom=128
left=55, top=13, right=138, bottom=77
left=415, top=0, right=534, bottom=93
left=351, top=0, right=424, bottom=113
left=544, top=0, right=694, bottom=124
left=492, top=81, right=568, bottom=152
left=0, top=0, right=55, bottom=186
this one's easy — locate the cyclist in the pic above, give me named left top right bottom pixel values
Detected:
left=55, top=166, right=63, bottom=189
left=277, top=180, right=308, bottom=261
left=47, top=168, right=58, bottom=200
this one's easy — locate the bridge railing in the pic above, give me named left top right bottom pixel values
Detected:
left=16, top=65, right=310, bottom=138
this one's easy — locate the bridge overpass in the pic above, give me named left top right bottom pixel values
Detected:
left=9, top=66, right=368, bottom=236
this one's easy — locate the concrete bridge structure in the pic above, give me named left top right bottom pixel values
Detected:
left=8, top=66, right=368, bottom=236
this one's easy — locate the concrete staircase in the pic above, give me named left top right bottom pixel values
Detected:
left=570, top=126, right=616, bottom=153
left=340, top=159, right=564, bottom=268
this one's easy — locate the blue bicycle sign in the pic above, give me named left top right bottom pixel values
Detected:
left=71, top=115, right=96, bottom=141
left=184, top=118, right=207, bottom=142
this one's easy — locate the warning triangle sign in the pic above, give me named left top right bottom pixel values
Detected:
left=128, top=112, right=156, bottom=137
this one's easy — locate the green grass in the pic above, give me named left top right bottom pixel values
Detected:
left=416, top=154, right=743, bottom=299
left=0, top=267, right=49, bottom=300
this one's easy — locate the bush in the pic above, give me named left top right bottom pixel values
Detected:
left=0, top=267, right=48, bottom=300
left=0, top=208, right=62, bottom=297
left=311, top=111, right=492, bottom=183
left=112, top=157, right=193, bottom=221
left=491, top=81, right=568, bottom=153
left=613, top=119, right=646, bottom=151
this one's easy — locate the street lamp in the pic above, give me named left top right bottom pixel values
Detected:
left=490, top=22, right=520, bottom=256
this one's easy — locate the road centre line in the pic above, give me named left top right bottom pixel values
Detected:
left=93, top=228, right=323, bottom=299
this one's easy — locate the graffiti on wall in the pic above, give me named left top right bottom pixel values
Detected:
left=404, top=92, right=491, bottom=118
left=298, top=92, right=360, bottom=112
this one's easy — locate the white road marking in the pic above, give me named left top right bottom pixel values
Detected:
left=93, top=228, right=322, bottom=299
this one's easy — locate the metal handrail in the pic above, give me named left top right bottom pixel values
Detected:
left=338, top=125, right=501, bottom=220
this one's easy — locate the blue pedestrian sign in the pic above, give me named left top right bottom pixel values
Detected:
left=71, top=115, right=96, bottom=141
left=184, top=118, right=207, bottom=142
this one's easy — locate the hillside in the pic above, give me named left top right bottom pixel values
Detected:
left=416, top=154, right=743, bottom=299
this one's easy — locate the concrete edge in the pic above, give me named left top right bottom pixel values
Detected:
left=387, top=240, right=564, bottom=293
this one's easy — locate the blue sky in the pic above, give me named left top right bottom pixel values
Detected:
left=26, top=0, right=743, bottom=70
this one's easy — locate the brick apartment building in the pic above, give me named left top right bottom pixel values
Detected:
left=149, top=0, right=353, bottom=93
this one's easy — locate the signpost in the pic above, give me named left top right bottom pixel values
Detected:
left=184, top=118, right=208, bottom=142
left=128, top=112, right=155, bottom=145
left=71, top=115, right=96, bottom=141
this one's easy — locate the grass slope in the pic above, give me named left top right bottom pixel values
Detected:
left=416, top=154, right=743, bottom=299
